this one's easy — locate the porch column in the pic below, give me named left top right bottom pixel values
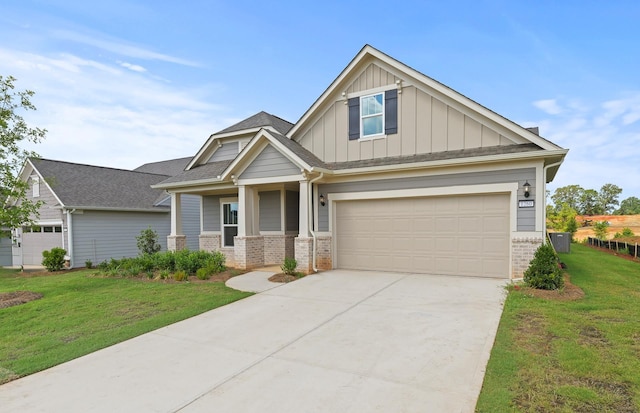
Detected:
left=235, top=185, right=263, bottom=269
left=296, top=179, right=313, bottom=274
left=168, top=192, right=186, bottom=251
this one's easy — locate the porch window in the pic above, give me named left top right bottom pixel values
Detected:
left=222, top=201, right=238, bottom=247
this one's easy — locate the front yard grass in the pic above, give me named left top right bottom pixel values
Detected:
left=476, top=243, right=640, bottom=412
left=0, top=268, right=252, bottom=384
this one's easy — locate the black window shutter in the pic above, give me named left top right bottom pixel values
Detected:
left=385, top=89, right=398, bottom=134
left=348, top=97, right=360, bottom=140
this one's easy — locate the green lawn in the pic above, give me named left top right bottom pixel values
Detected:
left=476, top=243, right=640, bottom=412
left=0, top=268, right=252, bottom=384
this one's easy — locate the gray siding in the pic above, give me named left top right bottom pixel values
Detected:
left=0, top=235, right=12, bottom=266
left=181, top=195, right=201, bottom=250
left=18, top=172, right=64, bottom=222
left=202, top=194, right=236, bottom=232
left=72, top=210, right=170, bottom=266
left=259, top=191, right=281, bottom=231
left=286, top=191, right=299, bottom=232
left=208, top=142, right=239, bottom=163
left=240, top=145, right=300, bottom=179
left=318, top=168, right=536, bottom=231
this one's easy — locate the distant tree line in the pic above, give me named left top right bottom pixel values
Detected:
left=546, top=183, right=640, bottom=238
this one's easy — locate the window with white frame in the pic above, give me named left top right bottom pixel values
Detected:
left=31, top=175, right=40, bottom=198
left=221, top=200, right=238, bottom=247
left=360, top=93, right=384, bottom=137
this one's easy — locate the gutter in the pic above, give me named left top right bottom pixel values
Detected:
left=308, top=172, right=324, bottom=273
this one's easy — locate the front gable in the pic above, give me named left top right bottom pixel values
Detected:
left=290, top=45, right=559, bottom=165
left=240, top=144, right=300, bottom=180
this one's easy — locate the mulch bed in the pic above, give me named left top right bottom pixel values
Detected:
left=516, top=274, right=585, bottom=301
left=0, top=291, right=43, bottom=309
left=268, top=273, right=300, bottom=283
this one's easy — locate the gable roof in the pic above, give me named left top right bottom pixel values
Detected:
left=134, top=156, right=192, bottom=176
left=288, top=44, right=564, bottom=153
left=217, top=111, right=293, bottom=136
left=29, top=158, right=170, bottom=212
left=153, top=160, right=233, bottom=188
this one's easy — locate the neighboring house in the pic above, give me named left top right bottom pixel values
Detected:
left=7, top=158, right=200, bottom=268
left=153, top=45, right=568, bottom=279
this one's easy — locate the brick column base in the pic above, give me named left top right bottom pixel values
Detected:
left=295, top=237, right=314, bottom=274
left=512, top=237, right=544, bottom=278
left=167, top=235, right=187, bottom=251
left=234, top=236, right=264, bottom=270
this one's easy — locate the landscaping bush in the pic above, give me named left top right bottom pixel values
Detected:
left=85, top=260, right=93, bottom=269
left=136, top=227, right=161, bottom=255
left=152, top=251, right=175, bottom=271
left=42, top=247, right=67, bottom=272
left=524, top=243, right=564, bottom=290
left=196, top=267, right=211, bottom=280
left=281, top=257, right=297, bottom=276
left=173, top=270, right=187, bottom=281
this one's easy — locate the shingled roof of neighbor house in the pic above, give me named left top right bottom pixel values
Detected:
left=29, top=158, right=171, bottom=211
left=134, top=156, right=192, bottom=176
left=216, top=111, right=294, bottom=136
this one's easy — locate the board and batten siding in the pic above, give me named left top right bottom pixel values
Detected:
left=318, top=168, right=536, bottom=232
left=295, top=63, right=517, bottom=164
left=240, top=145, right=300, bottom=179
left=207, top=142, right=239, bottom=163
left=71, top=211, right=170, bottom=266
left=259, top=191, right=281, bottom=232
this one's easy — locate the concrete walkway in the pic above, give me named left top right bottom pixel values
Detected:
left=225, top=266, right=281, bottom=292
left=0, top=270, right=506, bottom=413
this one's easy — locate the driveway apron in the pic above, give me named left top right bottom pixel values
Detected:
left=0, top=270, right=506, bottom=413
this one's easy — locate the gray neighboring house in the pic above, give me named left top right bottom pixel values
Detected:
left=154, top=45, right=568, bottom=279
left=6, top=157, right=199, bottom=268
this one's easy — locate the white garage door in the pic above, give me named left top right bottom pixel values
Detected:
left=22, top=229, right=64, bottom=265
left=335, top=194, right=510, bottom=278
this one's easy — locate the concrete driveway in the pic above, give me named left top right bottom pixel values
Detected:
left=0, top=270, right=506, bottom=413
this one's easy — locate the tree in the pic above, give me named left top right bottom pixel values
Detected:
left=597, top=183, right=622, bottom=214
left=616, top=196, right=640, bottom=215
left=547, top=203, right=578, bottom=240
left=551, top=185, right=584, bottom=212
left=1, top=75, right=47, bottom=230
left=578, top=189, right=602, bottom=215
left=593, top=221, right=610, bottom=240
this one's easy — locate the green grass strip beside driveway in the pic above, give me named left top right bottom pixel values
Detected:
left=0, top=269, right=252, bottom=384
left=476, top=243, right=640, bottom=412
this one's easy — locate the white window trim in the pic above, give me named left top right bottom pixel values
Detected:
left=220, top=197, right=238, bottom=248
left=31, top=175, right=40, bottom=198
left=360, top=92, right=385, bottom=139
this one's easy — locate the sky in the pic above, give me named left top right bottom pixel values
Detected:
left=1, top=0, right=639, bottom=201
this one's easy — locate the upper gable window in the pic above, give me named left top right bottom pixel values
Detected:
left=361, top=93, right=384, bottom=137
left=348, top=89, right=397, bottom=140
left=31, top=175, right=40, bottom=198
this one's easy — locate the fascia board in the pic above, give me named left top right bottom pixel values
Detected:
left=8, top=159, right=66, bottom=208
left=331, top=149, right=568, bottom=177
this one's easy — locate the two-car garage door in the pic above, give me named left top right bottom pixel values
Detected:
left=335, top=194, right=510, bottom=278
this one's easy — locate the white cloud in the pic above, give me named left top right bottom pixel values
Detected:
left=118, top=61, right=147, bottom=73
left=533, top=99, right=563, bottom=115
left=0, top=47, right=230, bottom=170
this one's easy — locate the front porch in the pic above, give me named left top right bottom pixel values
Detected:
left=167, top=179, right=331, bottom=274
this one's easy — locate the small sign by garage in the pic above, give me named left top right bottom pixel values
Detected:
left=518, top=200, right=535, bottom=208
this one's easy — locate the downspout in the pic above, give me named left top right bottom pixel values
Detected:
left=65, top=209, right=75, bottom=268
left=308, top=172, right=324, bottom=273
left=543, top=161, right=563, bottom=237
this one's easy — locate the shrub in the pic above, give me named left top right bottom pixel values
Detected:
left=159, top=269, right=170, bottom=280
left=593, top=221, right=610, bottom=240
left=85, top=260, right=93, bottom=269
left=524, top=243, right=564, bottom=290
left=173, top=270, right=188, bottom=281
left=196, top=267, right=211, bottom=280
left=42, top=247, right=67, bottom=272
left=281, top=257, right=297, bottom=276
left=136, top=227, right=161, bottom=255
left=614, top=227, right=635, bottom=239
left=152, top=251, right=175, bottom=271
left=206, top=251, right=226, bottom=274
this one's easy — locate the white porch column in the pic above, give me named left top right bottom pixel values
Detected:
left=238, top=185, right=247, bottom=236
left=170, top=192, right=183, bottom=235
left=298, top=180, right=310, bottom=237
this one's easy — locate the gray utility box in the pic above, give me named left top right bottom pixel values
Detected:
left=549, top=232, right=571, bottom=253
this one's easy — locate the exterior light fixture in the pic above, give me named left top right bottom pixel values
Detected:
left=523, top=181, right=531, bottom=198
left=319, top=194, right=326, bottom=206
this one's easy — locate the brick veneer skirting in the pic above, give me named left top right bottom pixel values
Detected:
left=316, top=235, right=332, bottom=270
left=295, top=237, right=314, bottom=274
left=199, top=234, right=236, bottom=267
left=263, top=235, right=296, bottom=265
left=512, top=237, right=544, bottom=278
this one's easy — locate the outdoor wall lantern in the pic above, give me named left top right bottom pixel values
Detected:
left=319, top=194, right=326, bottom=206
left=523, top=181, right=531, bottom=198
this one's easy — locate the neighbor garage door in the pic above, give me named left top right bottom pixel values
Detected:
left=22, top=230, right=63, bottom=265
left=335, top=194, right=510, bottom=278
